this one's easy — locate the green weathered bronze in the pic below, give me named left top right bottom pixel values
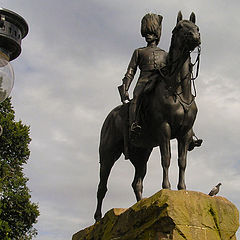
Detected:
left=95, top=11, right=202, bottom=221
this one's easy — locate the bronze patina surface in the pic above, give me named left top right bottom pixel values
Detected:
left=94, top=12, right=202, bottom=221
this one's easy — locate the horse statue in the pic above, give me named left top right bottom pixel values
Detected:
left=94, top=12, right=201, bottom=221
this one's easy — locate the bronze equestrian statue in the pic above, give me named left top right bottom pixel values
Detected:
left=94, top=11, right=202, bottom=221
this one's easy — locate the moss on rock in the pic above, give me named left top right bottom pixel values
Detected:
left=72, top=190, right=239, bottom=240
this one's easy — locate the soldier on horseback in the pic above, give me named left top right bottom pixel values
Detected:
left=95, top=12, right=204, bottom=222
left=118, top=13, right=202, bottom=149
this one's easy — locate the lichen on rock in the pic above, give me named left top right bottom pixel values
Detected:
left=72, top=190, right=239, bottom=240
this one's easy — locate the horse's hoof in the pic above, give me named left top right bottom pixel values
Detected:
left=162, top=182, right=171, bottom=189
left=177, top=184, right=186, bottom=190
left=95, top=218, right=101, bottom=223
left=94, top=212, right=102, bottom=222
left=94, top=217, right=101, bottom=223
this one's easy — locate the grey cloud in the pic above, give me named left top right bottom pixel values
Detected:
left=1, top=0, right=240, bottom=239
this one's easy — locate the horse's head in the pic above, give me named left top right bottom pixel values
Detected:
left=172, top=11, right=201, bottom=52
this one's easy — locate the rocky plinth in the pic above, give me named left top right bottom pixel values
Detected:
left=72, top=190, right=239, bottom=240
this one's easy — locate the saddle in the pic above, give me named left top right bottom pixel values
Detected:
left=143, top=77, right=158, bottom=94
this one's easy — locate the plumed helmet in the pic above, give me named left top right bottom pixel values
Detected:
left=141, top=13, right=163, bottom=42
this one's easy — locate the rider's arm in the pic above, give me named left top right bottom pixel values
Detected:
left=122, top=49, right=139, bottom=91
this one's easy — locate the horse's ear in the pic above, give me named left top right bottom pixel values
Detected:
left=177, top=11, right=183, bottom=24
left=190, top=12, right=196, bottom=23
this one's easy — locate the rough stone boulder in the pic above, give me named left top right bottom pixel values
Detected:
left=72, top=189, right=239, bottom=240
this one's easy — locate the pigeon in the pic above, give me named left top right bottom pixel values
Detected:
left=208, top=183, right=222, bottom=196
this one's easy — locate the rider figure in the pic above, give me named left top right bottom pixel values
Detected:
left=119, top=13, right=202, bottom=150
left=120, top=13, right=167, bottom=134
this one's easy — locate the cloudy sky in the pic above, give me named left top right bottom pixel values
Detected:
left=1, top=0, right=240, bottom=239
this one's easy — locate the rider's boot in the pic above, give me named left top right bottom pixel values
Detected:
left=129, top=99, right=141, bottom=139
left=188, top=137, right=203, bottom=151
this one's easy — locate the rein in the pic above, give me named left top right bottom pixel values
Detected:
left=190, top=46, right=201, bottom=98
left=161, top=45, right=201, bottom=108
left=191, top=46, right=201, bottom=81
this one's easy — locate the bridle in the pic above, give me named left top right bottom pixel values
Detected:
left=159, top=25, right=201, bottom=107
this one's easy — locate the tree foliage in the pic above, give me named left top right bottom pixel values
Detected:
left=0, top=98, right=39, bottom=239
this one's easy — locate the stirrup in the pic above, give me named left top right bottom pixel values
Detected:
left=130, top=122, right=141, bottom=133
left=130, top=123, right=141, bottom=142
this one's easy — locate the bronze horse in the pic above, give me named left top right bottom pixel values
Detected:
left=94, top=12, right=201, bottom=221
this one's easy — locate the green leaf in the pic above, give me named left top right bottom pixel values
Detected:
left=0, top=98, right=39, bottom=239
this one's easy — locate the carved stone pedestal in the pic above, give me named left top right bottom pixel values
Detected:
left=72, top=190, right=239, bottom=240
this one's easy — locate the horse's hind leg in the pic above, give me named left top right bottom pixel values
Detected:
left=177, top=131, right=192, bottom=190
left=94, top=148, right=122, bottom=222
left=130, top=148, right=152, bottom=201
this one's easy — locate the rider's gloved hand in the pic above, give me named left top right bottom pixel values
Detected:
left=124, top=90, right=130, bottom=102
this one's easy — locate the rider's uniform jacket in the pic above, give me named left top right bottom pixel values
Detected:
left=123, top=46, right=167, bottom=91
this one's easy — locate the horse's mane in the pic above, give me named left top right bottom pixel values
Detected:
left=167, top=34, right=176, bottom=67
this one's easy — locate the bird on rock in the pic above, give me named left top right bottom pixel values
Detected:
left=208, top=183, right=222, bottom=196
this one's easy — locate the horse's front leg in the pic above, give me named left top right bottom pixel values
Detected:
left=177, top=131, right=192, bottom=190
left=159, top=123, right=171, bottom=189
